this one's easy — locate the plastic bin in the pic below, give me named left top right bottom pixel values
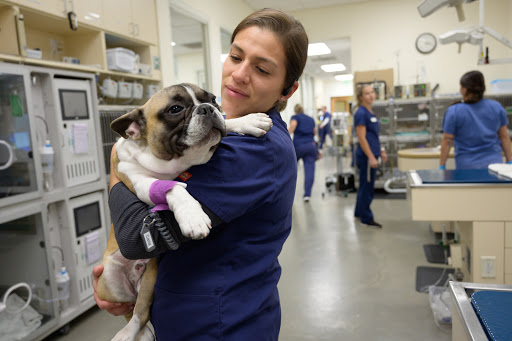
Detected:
left=106, top=48, right=136, bottom=73
left=429, top=285, right=452, bottom=325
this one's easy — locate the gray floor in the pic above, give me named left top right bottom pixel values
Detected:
left=44, top=151, right=451, bottom=341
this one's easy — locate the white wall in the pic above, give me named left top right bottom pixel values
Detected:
left=157, top=0, right=253, bottom=97
left=174, top=52, right=205, bottom=86
left=292, top=0, right=512, bottom=108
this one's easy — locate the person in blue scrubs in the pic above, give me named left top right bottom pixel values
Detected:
left=289, top=103, right=317, bottom=202
left=93, top=8, right=309, bottom=341
left=354, top=85, right=387, bottom=227
left=440, top=71, right=512, bottom=169
left=318, top=105, right=333, bottom=149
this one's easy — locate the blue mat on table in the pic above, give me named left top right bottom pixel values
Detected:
left=471, top=291, right=512, bottom=340
left=416, top=169, right=512, bottom=184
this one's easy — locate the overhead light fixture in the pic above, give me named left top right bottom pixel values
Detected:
left=335, top=74, right=354, bottom=81
left=321, top=63, right=346, bottom=72
left=171, top=41, right=176, bottom=46
left=220, top=54, right=228, bottom=62
left=308, top=43, right=331, bottom=56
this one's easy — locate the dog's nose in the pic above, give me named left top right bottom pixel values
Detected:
left=197, top=104, right=215, bottom=116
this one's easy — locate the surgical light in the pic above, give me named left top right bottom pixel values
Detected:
left=321, top=63, right=346, bottom=73
left=308, top=43, right=331, bottom=56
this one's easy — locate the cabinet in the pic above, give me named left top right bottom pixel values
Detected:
left=102, top=0, right=158, bottom=45
left=0, top=63, right=110, bottom=341
left=0, top=0, right=162, bottom=100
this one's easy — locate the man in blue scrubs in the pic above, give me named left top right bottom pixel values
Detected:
left=318, top=106, right=333, bottom=149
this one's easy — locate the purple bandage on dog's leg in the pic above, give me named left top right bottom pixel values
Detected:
left=149, top=180, right=179, bottom=212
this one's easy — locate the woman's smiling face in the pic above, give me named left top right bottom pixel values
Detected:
left=221, top=26, right=288, bottom=118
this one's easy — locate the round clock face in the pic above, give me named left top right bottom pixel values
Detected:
left=416, top=33, right=437, bottom=54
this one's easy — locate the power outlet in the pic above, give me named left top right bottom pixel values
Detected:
left=480, top=256, right=496, bottom=278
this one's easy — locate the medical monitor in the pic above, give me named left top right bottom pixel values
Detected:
left=73, top=201, right=101, bottom=237
left=59, top=89, right=89, bottom=120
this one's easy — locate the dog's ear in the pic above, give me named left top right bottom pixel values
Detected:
left=111, top=108, right=146, bottom=139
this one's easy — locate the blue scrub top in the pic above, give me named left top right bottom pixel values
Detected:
left=320, top=112, right=332, bottom=130
left=290, top=113, right=315, bottom=147
left=151, top=108, right=298, bottom=341
left=354, top=106, right=381, bottom=158
left=443, top=99, right=508, bottom=169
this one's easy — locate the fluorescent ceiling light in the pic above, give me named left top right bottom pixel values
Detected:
left=171, top=41, right=176, bottom=46
left=321, top=63, right=346, bottom=72
left=308, top=43, right=331, bottom=56
left=335, top=74, right=354, bottom=81
left=220, top=54, right=228, bottom=62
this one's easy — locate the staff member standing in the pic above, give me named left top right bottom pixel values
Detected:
left=354, top=85, right=387, bottom=227
left=318, top=105, right=333, bottom=149
left=289, top=103, right=317, bottom=202
left=440, top=70, right=512, bottom=169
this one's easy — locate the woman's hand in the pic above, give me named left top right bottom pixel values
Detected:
left=92, top=265, right=134, bottom=316
left=369, top=156, right=379, bottom=168
left=381, top=150, right=388, bottom=163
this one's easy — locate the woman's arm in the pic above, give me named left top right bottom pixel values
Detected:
left=439, top=132, right=454, bottom=168
left=355, top=125, right=378, bottom=168
left=288, top=119, right=297, bottom=134
left=498, top=125, right=512, bottom=162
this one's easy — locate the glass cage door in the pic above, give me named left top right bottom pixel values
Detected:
left=0, top=65, right=40, bottom=204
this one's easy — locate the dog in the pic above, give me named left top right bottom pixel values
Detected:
left=96, top=83, right=272, bottom=341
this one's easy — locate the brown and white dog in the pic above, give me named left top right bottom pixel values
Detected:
left=96, top=83, right=272, bottom=341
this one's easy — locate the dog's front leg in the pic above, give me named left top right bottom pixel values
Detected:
left=165, top=184, right=211, bottom=239
left=226, top=113, right=273, bottom=136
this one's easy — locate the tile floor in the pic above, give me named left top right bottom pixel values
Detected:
left=44, top=152, right=451, bottom=341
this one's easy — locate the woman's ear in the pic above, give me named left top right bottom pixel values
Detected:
left=282, top=81, right=299, bottom=101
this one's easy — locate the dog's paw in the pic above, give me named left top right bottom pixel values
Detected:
left=173, top=201, right=211, bottom=239
left=136, top=326, right=155, bottom=341
left=112, top=328, right=138, bottom=341
left=227, top=113, right=273, bottom=137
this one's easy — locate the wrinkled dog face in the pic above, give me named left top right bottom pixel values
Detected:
left=111, top=83, right=226, bottom=161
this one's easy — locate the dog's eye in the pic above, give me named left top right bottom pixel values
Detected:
left=170, top=105, right=183, bottom=113
left=211, top=98, right=217, bottom=105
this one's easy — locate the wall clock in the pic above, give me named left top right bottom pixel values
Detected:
left=416, top=33, right=437, bottom=54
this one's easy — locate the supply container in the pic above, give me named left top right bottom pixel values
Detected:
left=106, top=48, right=136, bottom=73
left=55, top=267, right=70, bottom=312
left=40, top=139, right=54, bottom=191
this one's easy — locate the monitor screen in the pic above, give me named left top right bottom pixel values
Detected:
left=73, top=202, right=101, bottom=237
left=59, top=90, right=89, bottom=120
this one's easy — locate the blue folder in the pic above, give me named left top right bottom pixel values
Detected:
left=471, top=291, right=512, bottom=340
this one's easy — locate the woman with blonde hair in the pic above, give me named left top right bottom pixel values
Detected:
left=354, top=84, right=387, bottom=227
left=289, top=103, right=317, bottom=202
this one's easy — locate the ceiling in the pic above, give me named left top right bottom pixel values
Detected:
left=170, top=1, right=363, bottom=80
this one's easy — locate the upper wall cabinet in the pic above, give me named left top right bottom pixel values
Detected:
left=102, top=0, right=157, bottom=45
left=74, top=0, right=103, bottom=29
left=12, top=0, right=66, bottom=18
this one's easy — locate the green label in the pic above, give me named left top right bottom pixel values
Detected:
left=380, top=117, right=389, bottom=124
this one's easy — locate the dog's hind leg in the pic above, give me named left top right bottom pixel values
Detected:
left=111, top=258, right=157, bottom=341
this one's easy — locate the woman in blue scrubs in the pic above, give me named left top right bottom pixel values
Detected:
left=289, top=103, right=317, bottom=202
left=354, top=85, right=387, bottom=227
left=93, top=8, right=309, bottom=341
left=439, top=71, right=512, bottom=169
